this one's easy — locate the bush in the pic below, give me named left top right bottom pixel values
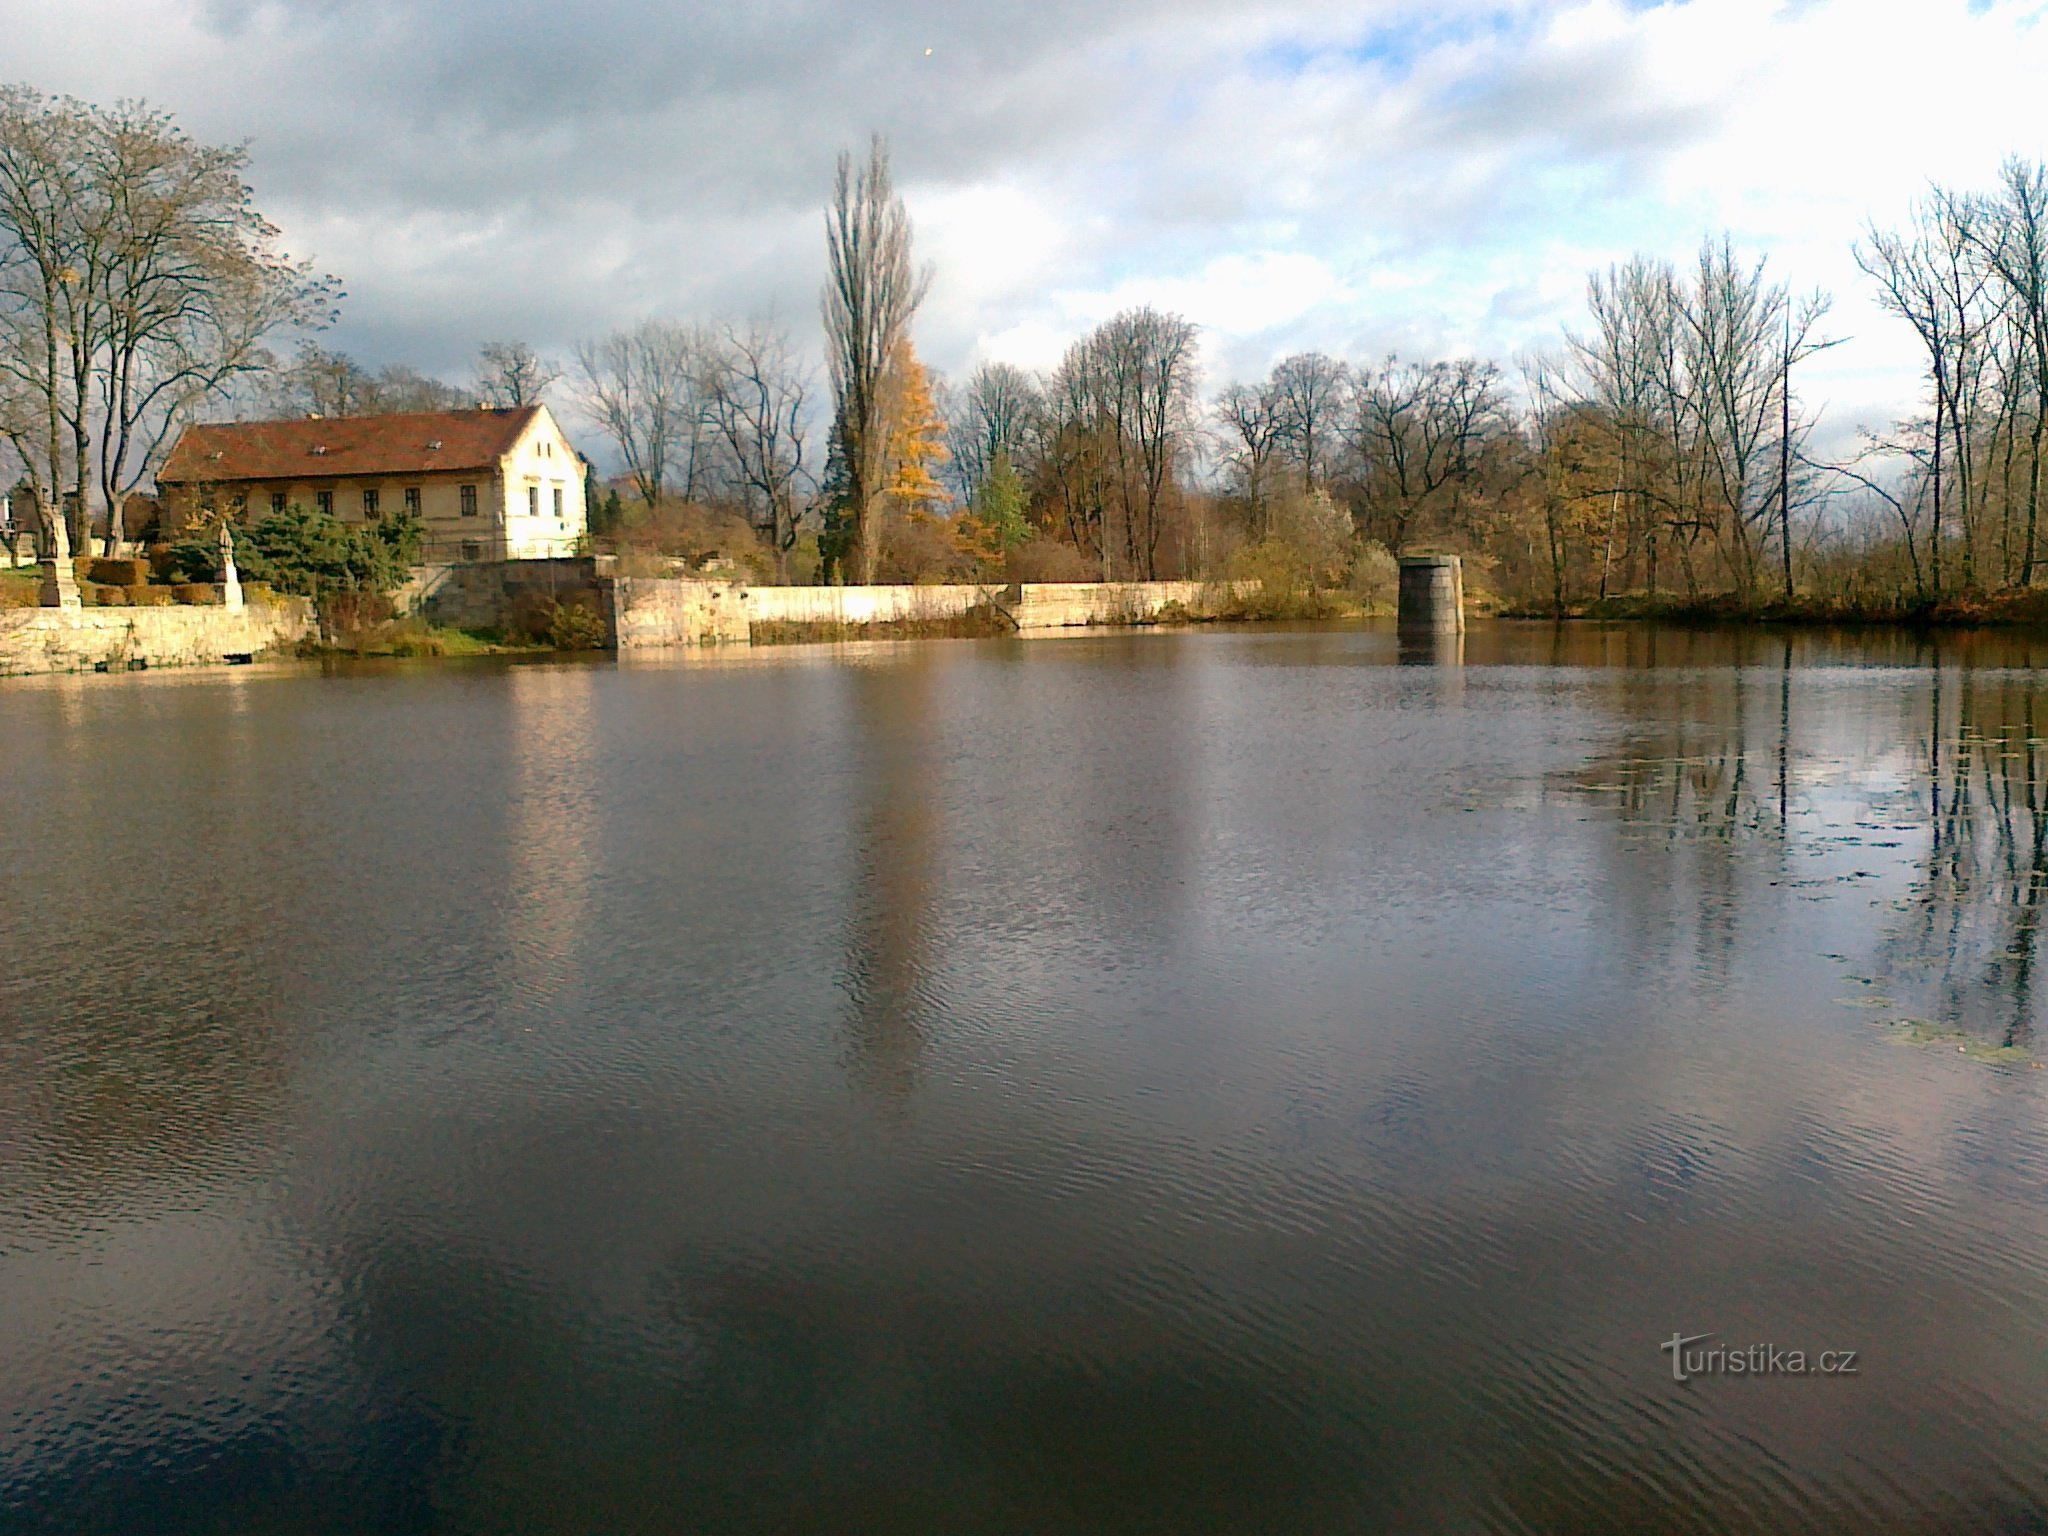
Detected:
left=89, top=557, right=150, bottom=586
left=127, top=586, right=176, bottom=607
left=1220, top=539, right=1336, bottom=620
left=1268, top=487, right=1356, bottom=587
left=167, top=507, right=424, bottom=603
left=88, top=583, right=127, bottom=606
left=547, top=600, right=609, bottom=651
left=173, top=582, right=221, bottom=605
left=1350, top=540, right=1399, bottom=612
left=1005, top=536, right=1096, bottom=583
left=505, top=590, right=559, bottom=642
left=877, top=510, right=973, bottom=584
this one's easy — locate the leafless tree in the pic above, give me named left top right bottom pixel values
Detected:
left=1973, top=158, right=2048, bottom=584
left=0, top=88, right=332, bottom=555
left=1269, top=351, right=1351, bottom=490
left=1214, top=378, right=1284, bottom=535
left=703, top=314, right=812, bottom=574
left=477, top=340, right=559, bottom=408
left=1347, top=354, right=1511, bottom=550
left=572, top=318, right=707, bottom=510
left=821, top=134, right=930, bottom=583
left=1860, top=196, right=1987, bottom=599
left=1062, top=306, right=1199, bottom=579
left=1679, top=235, right=1831, bottom=595
left=946, top=359, right=1039, bottom=503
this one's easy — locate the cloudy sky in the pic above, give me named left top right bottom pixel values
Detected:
left=10, top=0, right=2048, bottom=443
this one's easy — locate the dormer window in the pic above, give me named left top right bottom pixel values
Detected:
left=311, top=444, right=327, bottom=456
left=427, top=439, right=442, bottom=451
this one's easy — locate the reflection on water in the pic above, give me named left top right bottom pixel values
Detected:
left=4, top=627, right=2048, bottom=1533
left=839, top=660, right=939, bottom=1109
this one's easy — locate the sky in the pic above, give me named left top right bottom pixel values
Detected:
left=8, top=0, right=2048, bottom=450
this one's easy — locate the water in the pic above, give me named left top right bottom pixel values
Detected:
left=5, top=622, right=2048, bottom=1534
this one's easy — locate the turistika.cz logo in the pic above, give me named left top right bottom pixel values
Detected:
left=1660, top=1333, right=1860, bottom=1382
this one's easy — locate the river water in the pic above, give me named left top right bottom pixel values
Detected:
left=5, top=622, right=2048, bottom=1533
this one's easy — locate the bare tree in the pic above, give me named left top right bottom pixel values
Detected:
left=1679, top=236, right=1830, bottom=595
left=1215, top=378, right=1284, bottom=535
left=477, top=340, right=559, bottom=407
left=1269, top=351, right=1351, bottom=490
left=703, top=314, right=812, bottom=575
left=1860, top=197, right=1987, bottom=599
left=946, top=359, right=1039, bottom=503
left=572, top=318, right=706, bottom=510
left=1348, top=354, right=1511, bottom=551
left=821, top=134, right=931, bottom=583
left=1974, top=158, right=2048, bottom=584
left=0, top=88, right=332, bottom=555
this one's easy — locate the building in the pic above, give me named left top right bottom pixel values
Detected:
left=157, top=405, right=588, bottom=561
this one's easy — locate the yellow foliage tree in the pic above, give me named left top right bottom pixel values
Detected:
left=881, top=340, right=950, bottom=517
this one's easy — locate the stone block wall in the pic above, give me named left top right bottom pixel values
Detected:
left=0, top=598, right=315, bottom=676
left=605, top=577, right=1222, bottom=648
left=413, top=558, right=606, bottom=631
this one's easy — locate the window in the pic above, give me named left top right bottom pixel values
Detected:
left=527, top=485, right=539, bottom=518
left=316, top=490, right=333, bottom=516
left=460, top=541, right=481, bottom=561
left=403, top=487, right=420, bottom=516
left=362, top=487, right=381, bottom=520
left=553, top=486, right=564, bottom=521
left=460, top=484, right=478, bottom=517
left=270, top=491, right=286, bottom=514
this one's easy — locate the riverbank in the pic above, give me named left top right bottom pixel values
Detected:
left=1502, top=588, right=2048, bottom=628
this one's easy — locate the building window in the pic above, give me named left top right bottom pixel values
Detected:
left=404, top=487, right=420, bottom=516
left=270, top=491, right=286, bottom=514
left=527, top=485, right=539, bottom=518
left=362, top=487, right=381, bottom=520
left=553, top=486, right=564, bottom=520
left=316, top=490, right=333, bottom=516
left=460, top=484, right=477, bottom=517
left=460, top=541, right=481, bottom=561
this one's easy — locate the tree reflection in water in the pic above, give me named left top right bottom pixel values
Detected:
left=1566, top=639, right=2048, bottom=1055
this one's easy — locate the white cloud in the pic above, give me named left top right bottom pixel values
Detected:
left=5, top=0, right=2047, bottom=447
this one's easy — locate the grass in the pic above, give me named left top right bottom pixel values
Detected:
left=302, top=621, right=550, bottom=659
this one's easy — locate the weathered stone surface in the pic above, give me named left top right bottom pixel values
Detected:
left=606, top=578, right=1222, bottom=649
left=1396, top=555, right=1465, bottom=634
left=0, top=599, right=314, bottom=676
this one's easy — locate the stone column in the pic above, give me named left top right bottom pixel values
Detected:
left=38, top=506, right=80, bottom=610
left=1396, top=554, right=1464, bottom=635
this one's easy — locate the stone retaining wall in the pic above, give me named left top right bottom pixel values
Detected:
left=0, top=598, right=315, bottom=676
left=412, top=557, right=607, bottom=631
left=608, top=578, right=1222, bottom=649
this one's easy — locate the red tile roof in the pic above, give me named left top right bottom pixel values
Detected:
left=159, top=406, right=542, bottom=484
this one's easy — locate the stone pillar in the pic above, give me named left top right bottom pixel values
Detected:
left=38, top=507, right=80, bottom=610
left=1397, top=554, right=1464, bottom=635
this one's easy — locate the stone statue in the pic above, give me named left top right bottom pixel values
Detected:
left=218, top=518, right=244, bottom=611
